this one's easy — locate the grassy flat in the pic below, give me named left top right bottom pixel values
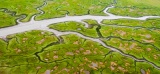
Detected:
left=102, top=18, right=160, bottom=28
left=109, top=0, right=160, bottom=16
left=49, top=21, right=99, bottom=38
left=82, top=19, right=99, bottom=29
left=0, top=30, right=59, bottom=73
left=99, top=18, right=160, bottom=67
left=35, top=0, right=113, bottom=20
left=0, top=39, right=8, bottom=56
left=136, top=62, right=160, bottom=74
left=0, top=12, right=17, bottom=28
left=0, top=32, right=160, bottom=73
left=6, top=30, right=58, bottom=55
left=0, top=0, right=44, bottom=28
left=0, top=0, right=44, bottom=22
left=102, top=37, right=160, bottom=66
left=100, top=24, right=160, bottom=48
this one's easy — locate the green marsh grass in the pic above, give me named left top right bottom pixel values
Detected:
left=35, top=0, right=113, bottom=20
left=109, top=0, right=160, bottom=16
left=49, top=21, right=99, bottom=38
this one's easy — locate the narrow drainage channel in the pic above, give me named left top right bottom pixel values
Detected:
left=96, top=25, right=103, bottom=38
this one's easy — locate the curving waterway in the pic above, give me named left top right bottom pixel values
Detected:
left=0, top=5, right=160, bottom=70
left=0, top=14, right=160, bottom=37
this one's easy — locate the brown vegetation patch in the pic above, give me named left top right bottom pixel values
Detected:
left=83, top=50, right=91, bottom=55
left=84, top=70, right=90, bottom=74
left=129, top=43, right=137, bottom=49
left=142, top=39, right=154, bottom=43
left=36, top=39, right=45, bottom=44
left=53, top=55, right=58, bottom=59
left=146, top=48, right=152, bottom=51
left=116, top=30, right=126, bottom=36
left=22, top=38, right=28, bottom=42
left=36, top=66, right=41, bottom=70
left=110, top=61, right=117, bottom=71
left=66, top=52, right=74, bottom=56
left=14, top=48, right=21, bottom=53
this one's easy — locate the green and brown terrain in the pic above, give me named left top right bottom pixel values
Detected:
left=0, top=0, right=160, bottom=74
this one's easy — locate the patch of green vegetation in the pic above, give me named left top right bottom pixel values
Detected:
left=136, top=62, right=160, bottom=74
left=0, top=0, right=44, bottom=28
left=109, top=0, right=160, bottom=16
left=0, top=62, right=58, bottom=74
left=0, top=39, right=8, bottom=56
left=102, top=18, right=160, bottom=28
left=39, top=34, right=109, bottom=62
left=0, top=30, right=58, bottom=67
left=38, top=34, right=110, bottom=73
left=35, top=0, right=113, bottom=20
left=38, top=34, right=159, bottom=74
left=100, top=25, right=160, bottom=49
left=0, top=30, right=59, bottom=73
left=0, top=32, right=159, bottom=73
left=83, top=19, right=99, bottom=29
left=102, top=52, right=135, bottom=73
left=102, top=37, right=160, bottom=66
left=49, top=21, right=99, bottom=38
left=6, top=30, right=58, bottom=55
left=0, top=0, right=44, bottom=22
left=102, top=52, right=160, bottom=73
left=0, top=12, right=17, bottom=28
left=100, top=19, right=160, bottom=66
